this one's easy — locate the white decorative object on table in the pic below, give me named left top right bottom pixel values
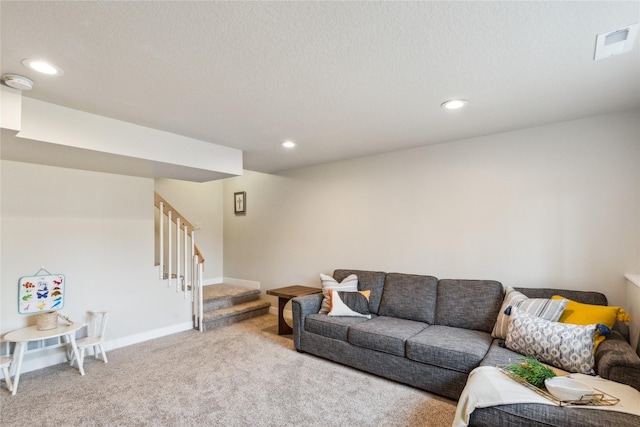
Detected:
left=544, top=376, right=595, bottom=402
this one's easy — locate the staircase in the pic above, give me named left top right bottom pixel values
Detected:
left=155, top=191, right=270, bottom=331
left=201, top=284, right=271, bottom=331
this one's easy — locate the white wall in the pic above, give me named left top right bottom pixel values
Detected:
left=154, top=178, right=224, bottom=283
left=223, top=110, right=640, bottom=310
left=1, top=161, right=193, bottom=370
left=626, top=276, right=640, bottom=354
left=2, top=108, right=638, bottom=369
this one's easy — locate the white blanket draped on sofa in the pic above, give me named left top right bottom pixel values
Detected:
left=453, top=366, right=640, bottom=427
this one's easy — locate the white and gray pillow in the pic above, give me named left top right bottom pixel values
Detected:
left=318, top=273, right=358, bottom=314
left=505, top=307, right=596, bottom=375
left=492, top=287, right=568, bottom=339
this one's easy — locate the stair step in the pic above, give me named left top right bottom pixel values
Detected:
left=202, top=284, right=261, bottom=312
left=202, top=299, right=271, bottom=331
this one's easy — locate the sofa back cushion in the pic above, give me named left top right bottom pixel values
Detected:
left=514, top=287, right=607, bottom=306
left=334, top=269, right=386, bottom=314
left=435, top=279, right=503, bottom=333
left=378, top=273, right=438, bottom=323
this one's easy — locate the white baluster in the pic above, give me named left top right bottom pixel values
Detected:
left=167, top=210, right=172, bottom=287
left=190, top=231, right=195, bottom=301
left=193, top=255, right=200, bottom=329
left=198, top=261, right=204, bottom=332
left=159, top=202, right=164, bottom=280
left=176, top=217, right=181, bottom=292
left=184, top=226, right=188, bottom=298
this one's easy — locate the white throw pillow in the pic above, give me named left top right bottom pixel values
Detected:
left=318, top=273, right=358, bottom=314
left=492, top=287, right=568, bottom=339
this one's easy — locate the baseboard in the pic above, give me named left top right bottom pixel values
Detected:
left=203, top=276, right=224, bottom=286
left=10, top=347, right=74, bottom=375
left=155, top=264, right=223, bottom=288
left=106, top=321, right=194, bottom=351
left=270, top=306, right=293, bottom=320
left=12, top=321, right=194, bottom=374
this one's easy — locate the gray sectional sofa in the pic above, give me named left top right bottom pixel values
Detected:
left=292, top=269, right=640, bottom=427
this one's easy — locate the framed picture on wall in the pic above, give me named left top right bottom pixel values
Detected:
left=18, top=272, right=66, bottom=314
left=234, top=191, right=246, bottom=215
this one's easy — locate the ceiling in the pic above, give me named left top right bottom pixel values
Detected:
left=1, top=1, right=639, bottom=174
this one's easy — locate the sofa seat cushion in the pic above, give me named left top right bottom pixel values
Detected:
left=305, top=313, right=373, bottom=341
left=378, top=273, right=438, bottom=323
left=348, top=316, right=427, bottom=356
left=406, top=325, right=492, bottom=373
left=480, top=339, right=525, bottom=368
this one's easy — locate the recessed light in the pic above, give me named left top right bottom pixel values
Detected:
left=441, top=99, right=469, bottom=110
left=22, top=58, right=64, bottom=76
left=282, top=140, right=297, bottom=148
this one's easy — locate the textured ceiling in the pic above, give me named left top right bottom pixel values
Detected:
left=1, top=1, right=639, bottom=174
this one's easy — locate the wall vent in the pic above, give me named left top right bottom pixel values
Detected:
left=594, top=23, right=640, bottom=60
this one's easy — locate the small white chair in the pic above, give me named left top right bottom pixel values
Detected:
left=71, top=311, right=109, bottom=370
left=0, top=356, right=13, bottom=392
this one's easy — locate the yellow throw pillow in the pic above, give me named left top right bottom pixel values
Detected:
left=550, top=296, right=631, bottom=326
left=550, top=295, right=632, bottom=351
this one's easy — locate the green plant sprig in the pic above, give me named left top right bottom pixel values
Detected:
left=504, top=356, right=556, bottom=389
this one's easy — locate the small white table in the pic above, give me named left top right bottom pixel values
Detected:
left=4, top=322, right=85, bottom=395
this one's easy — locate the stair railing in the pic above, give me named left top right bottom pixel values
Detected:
left=154, top=192, right=204, bottom=331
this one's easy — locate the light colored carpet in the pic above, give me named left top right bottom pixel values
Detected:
left=0, top=314, right=456, bottom=426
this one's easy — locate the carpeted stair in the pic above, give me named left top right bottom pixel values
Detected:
left=201, top=284, right=271, bottom=331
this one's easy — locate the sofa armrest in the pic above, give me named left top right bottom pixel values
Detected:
left=292, top=293, right=323, bottom=350
left=596, top=331, right=640, bottom=391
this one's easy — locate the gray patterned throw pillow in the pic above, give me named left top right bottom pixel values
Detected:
left=505, top=307, right=596, bottom=375
left=492, top=287, right=568, bottom=339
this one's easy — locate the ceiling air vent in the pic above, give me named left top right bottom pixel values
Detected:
left=594, top=23, right=640, bottom=60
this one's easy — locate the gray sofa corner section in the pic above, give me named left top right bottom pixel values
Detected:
left=512, top=286, right=640, bottom=391
left=468, top=287, right=640, bottom=427
left=292, top=271, right=640, bottom=427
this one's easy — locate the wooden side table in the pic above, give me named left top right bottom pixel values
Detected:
left=266, top=285, right=322, bottom=335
